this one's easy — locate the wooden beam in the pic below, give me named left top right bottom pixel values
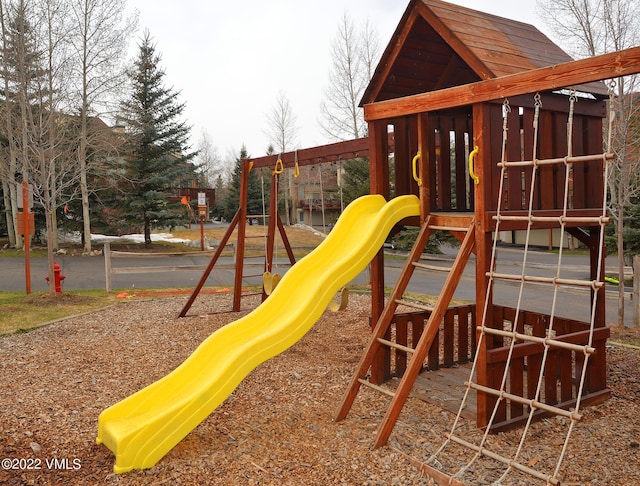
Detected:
left=364, top=46, right=640, bottom=121
left=247, top=133, right=395, bottom=169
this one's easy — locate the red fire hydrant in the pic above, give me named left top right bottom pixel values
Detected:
left=45, top=261, right=66, bottom=293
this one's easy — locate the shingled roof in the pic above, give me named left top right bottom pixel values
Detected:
left=361, top=0, right=607, bottom=106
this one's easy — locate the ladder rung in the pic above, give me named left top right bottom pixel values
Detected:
left=395, top=299, right=434, bottom=313
left=413, top=261, right=452, bottom=272
left=488, top=271, right=604, bottom=289
left=445, top=433, right=561, bottom=485
left=428, top=225, right=468, bottom=232
left=242, top=273, right=264, bottom=278
left=497, top=152, right=614, bottom=169
left=244, top=235, right=266, bottom=239
left=377, top=338, right=415, bottom=354
left=482, top=327, right=596, bottom=354
left=465, top=381, right=583, bottom=421
left=494, top=214, right=609, bottom=225
left=357, top=378, right=396, bottom=398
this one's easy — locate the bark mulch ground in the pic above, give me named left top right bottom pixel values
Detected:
left=1, top=293, right=638, bottom=485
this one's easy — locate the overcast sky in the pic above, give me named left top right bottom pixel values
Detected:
left=125, top=0, right=547, bottom=160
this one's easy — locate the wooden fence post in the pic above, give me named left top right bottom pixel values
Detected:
left=104, top=243, right=112, bottom=292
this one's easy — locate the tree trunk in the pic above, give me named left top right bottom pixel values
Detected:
left=618, top=202, right=625, bottom=326
left=79, top=104, right=92, bottom=254
left=2, top=179, right=15, bottom=247
left=634, top=254, right=640, bottom=327
left=45, top=209, right=57, bottom=296
left=144, top=216, right=151, bottom=246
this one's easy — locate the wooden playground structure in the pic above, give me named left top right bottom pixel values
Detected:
left=182, top=0, right=640, bottom=483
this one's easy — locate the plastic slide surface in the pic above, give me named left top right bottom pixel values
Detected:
left=96, top=194, right=420, bottom=473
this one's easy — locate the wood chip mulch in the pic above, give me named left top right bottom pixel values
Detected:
left=1, top=294, right=638, bottom=485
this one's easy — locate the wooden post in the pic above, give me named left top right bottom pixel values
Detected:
left=233, top=160, right=251, bottom=311
left=417, top=113, right=431, bottom=223
left=472, top=103, right=494, bottom=428
left=369, top=120, right=390, bottom=384
left=104, top=243, right=112, bottom=292
left=266, top=171, right=279, bottom=275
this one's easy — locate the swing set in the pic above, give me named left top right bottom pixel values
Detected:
left=179, top=135, right=392, bottom=316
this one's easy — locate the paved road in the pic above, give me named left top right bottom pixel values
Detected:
left=0, top=245, right=633, bottom=326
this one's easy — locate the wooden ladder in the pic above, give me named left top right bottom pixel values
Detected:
left=335, top=215, right=476, bottom=448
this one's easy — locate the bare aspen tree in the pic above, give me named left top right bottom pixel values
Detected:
left=538, top=0, right=640, bottom=326
left=265, top=91, right=298, bottom=154
left=265, top=91, right=298, bottom=224
left=39, top=0, right=73, bottom=254
left=195, top=129, right=225, bottom=189
left=0, top=0, right=81, bottom=293
left=69, top=0, right=137, bottom=253
left=319, top=12, right=381, bottom=141
left=0, top=0, right=20, bottom=248
left=319, top=13, right=382, bottom=206
left=38, top=0, right=72, bottom=290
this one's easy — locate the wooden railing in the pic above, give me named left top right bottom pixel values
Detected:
left=381, top=305, right=476, bottom=380
left=485, top=305, right=610, bottom=431
left=379, top=303, right=610, bottom=431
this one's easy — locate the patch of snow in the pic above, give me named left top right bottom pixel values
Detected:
left=58, top=231, right=190, bottom=245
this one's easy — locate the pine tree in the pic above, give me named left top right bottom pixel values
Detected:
left=223, top=146, right=262, bottom=223
left=341, top=158, right=371, bottom=205
left=118, top=31, right=197, bottom=246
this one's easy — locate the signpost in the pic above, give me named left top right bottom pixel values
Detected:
left=197, top=192, right=207, bottom=251
left=17, top=181, right=34, bottom=294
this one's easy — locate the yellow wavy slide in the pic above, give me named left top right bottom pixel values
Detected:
left=96, top=194, right=420, bottom=473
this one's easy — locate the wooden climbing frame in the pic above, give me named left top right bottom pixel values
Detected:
left=336, top=43, right=640, bottom=484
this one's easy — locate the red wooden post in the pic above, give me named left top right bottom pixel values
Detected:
left=417, top=113, right=431, bottom=223
left=369, top=119, right=390, bottom=384
left=473, top=103, right=494, bottom=428
left=233, top=160, right=251, bottom=311
left=23, top=181, right=31, bottom=295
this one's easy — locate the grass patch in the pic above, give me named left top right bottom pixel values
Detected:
left=0, top=290, right=119, bottom=335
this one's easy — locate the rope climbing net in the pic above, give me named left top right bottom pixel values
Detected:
left=426, top=85, right=617, bottom=485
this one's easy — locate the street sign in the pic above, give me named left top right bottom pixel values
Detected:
left=197, top=192, right=206, bottom=206
left=17, top=212, right=35, bottom=235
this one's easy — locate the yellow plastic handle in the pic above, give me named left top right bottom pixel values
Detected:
left=293, top=161, right=300, bottom=178
left=469, top=146, right=480, bottom=185
left=412, top=151, right=422, bottom=187
left=272, top=158, right=284, bottom=175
